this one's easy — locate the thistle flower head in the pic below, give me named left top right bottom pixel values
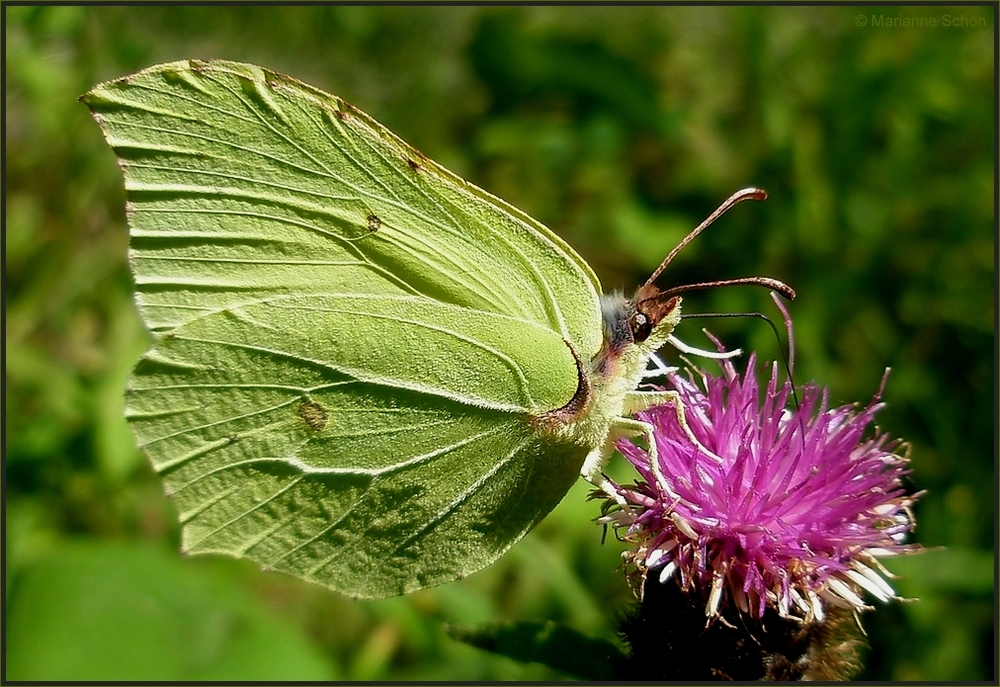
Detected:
left=604, top=352, right=920, bottom=623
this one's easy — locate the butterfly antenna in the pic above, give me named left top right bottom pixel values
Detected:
left=655, top=276, right=795, bottom=302
left=643, top=187, right=769, bottom=289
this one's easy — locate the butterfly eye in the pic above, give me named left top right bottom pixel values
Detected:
left=630, top=311, right=653, bottom=343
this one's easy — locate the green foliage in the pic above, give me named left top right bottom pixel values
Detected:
left=447, top=620, right=628, bottom=680
left=6, top=541, right=336, bottom=681
left=5, top=5, right=993, bottom=680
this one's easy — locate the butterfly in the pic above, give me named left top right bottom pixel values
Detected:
left=83, top=60, right=792, bottom=597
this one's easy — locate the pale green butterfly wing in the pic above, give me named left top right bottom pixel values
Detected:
left=84, top=60, right=602, bottom=346
left=83, top=60, right=603, bottom=597
left=130, top=295, right=584, bottom=596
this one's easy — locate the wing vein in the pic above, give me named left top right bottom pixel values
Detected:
left=264, top=425, right=510, bottom=569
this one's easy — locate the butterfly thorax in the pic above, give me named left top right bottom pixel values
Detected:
left=535, top=291, right=682, bottom=452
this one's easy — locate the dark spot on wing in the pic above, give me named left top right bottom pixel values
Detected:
left=366, top=213, right=381, bottom=233
left=297, top=400, right=328, bottom=432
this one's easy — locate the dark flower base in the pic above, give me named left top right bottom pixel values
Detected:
left=618, top=572, right=863, bottom=680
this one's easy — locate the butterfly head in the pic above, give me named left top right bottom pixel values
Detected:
left=595, top=286, right=683, bottom=379
left=592, top=188, right=796, bottom=380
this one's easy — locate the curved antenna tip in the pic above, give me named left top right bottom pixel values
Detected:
left=738, top=187, right=768, bottom=202
left=643, top=187, right=770, bottom=288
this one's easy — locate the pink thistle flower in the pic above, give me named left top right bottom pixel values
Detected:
left=604, top=352, right=921, bottom=623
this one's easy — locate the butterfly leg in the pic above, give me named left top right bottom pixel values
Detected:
left=582, top=390, right=720, bottom=503
left=621, top=389, right=724, bottom=492
left=622, top=389, right=681, bottom=415
left=624, top=389, right=719, bottom=461
left=579, top=390, right=682, bottom=502
left=581, top=417, right=653, bottom=505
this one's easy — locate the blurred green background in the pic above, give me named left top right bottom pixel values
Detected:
left=5, top=5, right=994, bottom=681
